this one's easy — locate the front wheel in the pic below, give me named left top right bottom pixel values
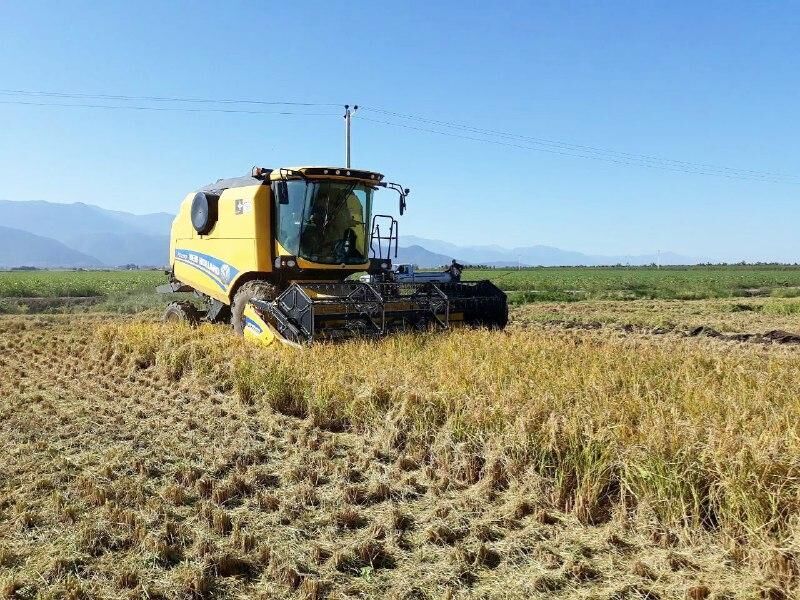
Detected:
left=231, top=280, right=278, bottom=336
left=162, top=301, right=201, bottom=325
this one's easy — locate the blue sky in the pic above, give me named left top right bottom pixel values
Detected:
left=1, top=1, right=798, bottom=261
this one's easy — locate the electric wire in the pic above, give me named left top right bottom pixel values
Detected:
left=1, top=88, right=796, bottom=183
left=0, top=88, right=340, bottom=107
left=358, top=115, right=799, bottom=184
left=0, top=99, right=339, bottom=116
left=360, top=106, right=800, bottom=182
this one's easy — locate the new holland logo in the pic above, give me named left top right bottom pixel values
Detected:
left=244, top=317, right=263, bottom=334
left=175, top=249, right=239, bottom=290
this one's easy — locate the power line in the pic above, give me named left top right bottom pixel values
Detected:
left=0, top=88, right=340, bottom=107
left=360, top=106, right=800, bottom=182
left=0, top=99, right=339, bottom=116
left=361, top=105, right=800, bottom=180
left=358, top=115, right=799, bottom=184
left=1, top=87, right=796, bottom=183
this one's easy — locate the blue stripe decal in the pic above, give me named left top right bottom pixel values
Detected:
left=244, top=316, right=263, bottom=335
left=174, top=249, right=239, bottom=291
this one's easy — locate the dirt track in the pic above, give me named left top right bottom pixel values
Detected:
left=531, top=318, right=800, bottom=345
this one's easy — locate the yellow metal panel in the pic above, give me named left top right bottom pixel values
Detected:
left=242, top=305, right=276, bottom=344
left=242, top=305, right=301, bottom=348
left=295, top=256, right=370, bottom=271
left=251, top=184, right=272, bottom=272
left=203, top=186, right=260, bottom=239
left=169, top=193, right=197, bottom=270
left=171, top=185, right=269, bottom=303
left=273, top=240, right=368, bottom=272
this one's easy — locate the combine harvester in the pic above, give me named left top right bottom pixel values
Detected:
left=159, top=166, right=507, bottom=345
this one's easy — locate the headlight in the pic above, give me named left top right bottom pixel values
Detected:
left=381, top=262, right=389, bottom=269
left=287, top=259, right=296, bottom=267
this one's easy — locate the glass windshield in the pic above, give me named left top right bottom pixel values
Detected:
left=274, top=179, right=373, bottom=265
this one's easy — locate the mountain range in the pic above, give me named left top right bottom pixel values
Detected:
left=0, top=226, right=102, bottom=269
left=401, top=235, right=697, bottom=267
left=0, top=200, right=173, bottom=268
left=0, top=199, right=699, bottom=269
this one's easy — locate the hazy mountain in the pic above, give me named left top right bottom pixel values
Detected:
left=0, top=200, right=171, bottom=239
left=0, top=200, right=171, bottom=266
left=64, top=232, right=170, bottom=267
left=95, top=208, right=174, bottom=236
left=403, top=235, right=698, bottom=266
left=0, top=226, right=102, bottom=269
left=0, top=199, right=699, bottom=269
left=401, top=236, right=511, bottom=264
left=394, top=245, right=455, bottom=268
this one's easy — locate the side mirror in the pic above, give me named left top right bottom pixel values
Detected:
left=400, top=189, right=409, bottom=215
left=277, top=181, right=289, bottom=205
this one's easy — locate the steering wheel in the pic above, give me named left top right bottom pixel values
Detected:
left=333, top=229, right=358, bottom=262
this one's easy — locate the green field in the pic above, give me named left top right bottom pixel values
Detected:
left=0, top=269, right=166, bottom=297
left=0, top=270, right=170, bottom=314
left=466, top=265, right=800, bottom=302
left=2, top=266, right=800, bottom=313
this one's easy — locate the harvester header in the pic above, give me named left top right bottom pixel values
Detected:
left=160, top=165, right=507, bottom=345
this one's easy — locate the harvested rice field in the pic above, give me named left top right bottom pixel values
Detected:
left=1, top=302, right=799, bottom=599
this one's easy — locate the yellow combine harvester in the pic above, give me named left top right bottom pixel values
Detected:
left=159, top=166, right=507, bottom=345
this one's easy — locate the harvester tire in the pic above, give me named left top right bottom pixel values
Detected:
left=232, top=280, right=278, bottom=336
left=162, top=301, right=201, bottom=325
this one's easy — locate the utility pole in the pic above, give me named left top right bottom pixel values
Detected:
left=344, top=104, right=358, bottom=168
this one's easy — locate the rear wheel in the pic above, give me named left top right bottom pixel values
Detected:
left=231, top=280, right=278, bottom=336
left=162, top=301, right=201, bottom=325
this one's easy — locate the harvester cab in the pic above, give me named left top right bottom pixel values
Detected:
left=160, top=166, right=507, bottom=345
